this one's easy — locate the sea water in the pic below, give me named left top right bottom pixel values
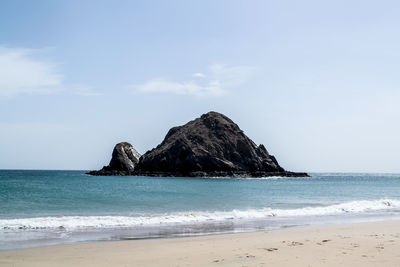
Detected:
left=1, top=170, right=400, bottom=250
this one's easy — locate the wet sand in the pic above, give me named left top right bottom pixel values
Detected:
left=1, top=220, right=400, bottom=266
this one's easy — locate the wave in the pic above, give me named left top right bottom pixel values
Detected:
left=1, top=199, right=399, bottom=231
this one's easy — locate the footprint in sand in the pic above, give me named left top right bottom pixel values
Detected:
left=287, top=241, right=304, bottom=246
left=260, top=248, right=278, bottom=252
left=317, top=239, right=331, bottom=245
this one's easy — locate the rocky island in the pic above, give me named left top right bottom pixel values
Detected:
left=89, top=142, right=141, bottom=176
left=87, top=112, right=308, bottom=177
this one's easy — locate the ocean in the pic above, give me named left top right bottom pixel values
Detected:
left=1, top=170, right=400, bottom=250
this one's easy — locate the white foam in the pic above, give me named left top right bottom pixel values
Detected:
left=1, top=199, right=399, bottom=231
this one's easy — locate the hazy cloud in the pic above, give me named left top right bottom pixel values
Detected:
left=0, top=47, right=64, bottom=97
left=0, top=46, right=97, bottom=97
left=133, top=64, right=254, bottom=97
left=192, top=72, right=205, bottom=78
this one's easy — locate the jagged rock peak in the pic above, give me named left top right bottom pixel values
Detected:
left=87, top=142, right=141, bottom=176
left=109, top=142, right=141, bottom=171
left=134, top=111, right=296, bottom=177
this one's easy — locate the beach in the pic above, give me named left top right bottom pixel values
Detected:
left=3, top=1, right=400, bottom=266
left=1, top=220, right=400, bottom=267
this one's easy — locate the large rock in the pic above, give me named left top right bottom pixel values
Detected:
left=87, top=142, right=141, bottom=176
left=87, top=112, right=307, bottom=177
left=134, top=112, right=307, bottom=177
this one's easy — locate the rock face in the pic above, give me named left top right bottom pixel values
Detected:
left=87, top=142, right=141, bottom=176
left=87, top=112, right=307, bottom=177
left=134, top=112, right=307, bottom=177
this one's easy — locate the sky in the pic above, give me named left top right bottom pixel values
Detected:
left=0, top=0, right=399, bottom=173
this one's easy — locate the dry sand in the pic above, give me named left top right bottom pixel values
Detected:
left=1, top=220, right=400, bottom=266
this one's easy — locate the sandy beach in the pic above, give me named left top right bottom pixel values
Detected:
left=1, top=220, right=400, bottom=267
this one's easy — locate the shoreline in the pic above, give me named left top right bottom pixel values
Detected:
left=2, top=210, right=399, bottom=251
left=86, top=170, right=309, bottom=177
left=1, top=219, right=400, bottom=266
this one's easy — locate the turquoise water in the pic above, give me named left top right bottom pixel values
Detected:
left=1, top=170, right=400, bottom=249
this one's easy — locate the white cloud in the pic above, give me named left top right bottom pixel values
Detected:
left=133, top=64, right=254, bottom=97
left=192, top=72, right=205, bottom=78
left=0, top=47, right=64, bottom=97
left=135, top=79, right=225, bottom=97
left=0, top=46, right=97, bottom=97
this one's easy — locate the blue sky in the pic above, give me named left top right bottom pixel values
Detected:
left=1, top=0, right=399, bottom=172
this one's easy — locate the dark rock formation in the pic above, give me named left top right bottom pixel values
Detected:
left=87, top=142, right=141, bottom=176
left=87, top=112, right=307, bottom=177
left=134, top=112, right=307, bottom=177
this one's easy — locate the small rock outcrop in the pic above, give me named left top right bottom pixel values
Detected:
left=87, top=142, right=141, bottom=176
left=87, top=112, right=307, bottom=177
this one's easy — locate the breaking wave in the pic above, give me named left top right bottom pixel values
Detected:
left=2, top=199, right=399, bottom=231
